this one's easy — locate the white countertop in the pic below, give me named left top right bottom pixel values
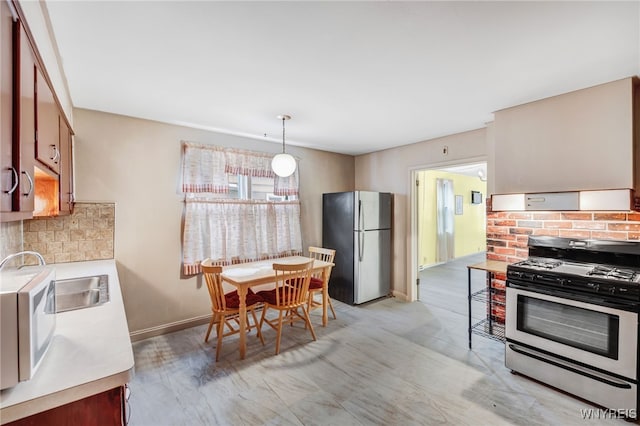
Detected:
left=0, top=260, right=134, bottom=424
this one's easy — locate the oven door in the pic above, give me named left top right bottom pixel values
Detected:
left=506, top=284, right=638, bottom=380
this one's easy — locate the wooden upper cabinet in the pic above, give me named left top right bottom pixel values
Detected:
left=58, top=116, right=73, bottom=215
left=1, top=0, right=14, bottom=213
left=35, top=65, right=60, bottom=174
left=1, top=7, right=73, bottom=222
left=8, top=19, right=36, bottom=218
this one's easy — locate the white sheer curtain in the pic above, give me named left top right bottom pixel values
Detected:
left=180, top=141, right=302, bottom=275
left=182, top=199, right=302, bottom=275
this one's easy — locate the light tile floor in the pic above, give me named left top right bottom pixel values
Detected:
left=128, top=253, right=630, bottom=425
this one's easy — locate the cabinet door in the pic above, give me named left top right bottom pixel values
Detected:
left=58, top=115, right=73, bottom=215
left=5, top=386, right=126, bottom=426
left=13, top=21, right=35, bottom=215
left=35, top=65, right=59, bottom=173
left=0, top=0, right=13, bottom=212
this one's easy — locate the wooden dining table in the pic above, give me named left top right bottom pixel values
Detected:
left=221, top=255, right=334, bottom=359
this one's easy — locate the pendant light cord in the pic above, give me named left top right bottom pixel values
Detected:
left=282, top=116, right=286, bottom=154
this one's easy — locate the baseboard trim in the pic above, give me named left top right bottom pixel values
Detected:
left=129, top=314, right=212, bottom=342
left=392, top=290, right=408, bottom=302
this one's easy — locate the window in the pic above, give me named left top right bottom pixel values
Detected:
left=180, top=142, right=302, bottom=275
left=232, top=175, right=297, bottom=201
left=187, top=175, right=298, bottom=201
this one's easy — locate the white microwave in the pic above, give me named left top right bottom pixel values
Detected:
left=0, top=266, right=56, bottom=390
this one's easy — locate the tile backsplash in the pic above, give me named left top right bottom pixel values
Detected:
left=0, top=221, right=23, bottom=261
left=23, top=202, right=115, bottom=264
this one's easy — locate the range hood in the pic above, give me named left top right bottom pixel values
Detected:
left=491, top=189, right=634, bottom=212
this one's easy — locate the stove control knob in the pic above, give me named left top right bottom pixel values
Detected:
left=587, top=282, right=600, bottom=292
left=609, top=287, right=616, bottom=295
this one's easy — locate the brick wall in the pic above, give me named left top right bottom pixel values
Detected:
left=487, top=210, right=640, bottom=263
left=485, top=204, right=640, bottom=324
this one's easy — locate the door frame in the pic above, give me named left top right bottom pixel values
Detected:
left=407, top=156, right=487, bottom=302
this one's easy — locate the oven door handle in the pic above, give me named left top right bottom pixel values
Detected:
left=508, top=344, right=633, bottom=389
left=507, top=281, right=639, bottom=311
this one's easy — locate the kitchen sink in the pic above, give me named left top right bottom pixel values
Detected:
left=55, top=274, right=110, bottom=313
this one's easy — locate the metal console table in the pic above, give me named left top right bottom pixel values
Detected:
left=467, top=260, right=508, bottom=349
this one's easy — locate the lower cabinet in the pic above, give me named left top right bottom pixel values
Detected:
left=6, top=386, right=127, bottom=426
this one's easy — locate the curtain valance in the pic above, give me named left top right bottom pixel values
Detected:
left=225, top=149, right=274, bottom=177
left=181, top=143, right=228, bottom=193
left=180, top=141, right=299, bottom=196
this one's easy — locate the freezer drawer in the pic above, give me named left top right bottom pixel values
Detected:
left=354, top=229, right=391, bottom=304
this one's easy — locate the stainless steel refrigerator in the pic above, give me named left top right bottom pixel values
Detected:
left=322, top=191, right=392, bottom=305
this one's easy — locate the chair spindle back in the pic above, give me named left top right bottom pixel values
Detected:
left=201, top=262, right=226, bottom=313
left=273, top=260, right=313, bottom=307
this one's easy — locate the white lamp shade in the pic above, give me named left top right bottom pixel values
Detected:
left=271, top=153, right=296, bottom=177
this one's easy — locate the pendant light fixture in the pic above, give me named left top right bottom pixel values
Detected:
left=271, top=114, right=296, bottom=177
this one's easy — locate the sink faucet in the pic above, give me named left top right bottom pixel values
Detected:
left=0, top=251, right=46, bottom=270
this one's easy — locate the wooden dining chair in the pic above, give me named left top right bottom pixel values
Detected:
left=257, top=260, right=316, bottom=355
left=201, top=259, right=264, bottom=361
left=307, top=246, right=337, bottom=322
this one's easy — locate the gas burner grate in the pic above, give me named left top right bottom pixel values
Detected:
left=588, top=265, right=638, bottom=282
left=517, top=258, right=562, bottom=270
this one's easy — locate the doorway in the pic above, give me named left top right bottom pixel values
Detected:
left=413, top=162, right=487, bottom=301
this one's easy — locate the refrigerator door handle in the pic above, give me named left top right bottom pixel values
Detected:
left=359, top=231, right=364, bottom=262
left=358, top=200, right=363, bottom=232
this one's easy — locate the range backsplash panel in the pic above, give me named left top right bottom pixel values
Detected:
left=486, top=201, right=640, bottom=325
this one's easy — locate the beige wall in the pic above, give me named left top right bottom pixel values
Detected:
left=355, top=128, right=487, bottom=300
left=73, top=108, right=354, bottom=334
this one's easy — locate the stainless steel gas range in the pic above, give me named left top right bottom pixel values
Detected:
left=505, top=236, right=640, bottom=418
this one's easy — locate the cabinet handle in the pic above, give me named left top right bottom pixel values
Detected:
left=22, top=171, right=33, bottom=197
left=49, top=145, right=60, bottom=164
left=5, top=167, right=18, bottom=194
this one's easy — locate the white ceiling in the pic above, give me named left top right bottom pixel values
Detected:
left=45, top=1, right=640, bottom=156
